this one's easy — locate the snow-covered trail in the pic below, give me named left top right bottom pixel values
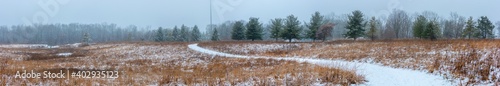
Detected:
left=188, top=44, right=455, bottom=86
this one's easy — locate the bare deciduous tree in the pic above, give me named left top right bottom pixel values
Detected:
left=385, top=9, right=412, bottom=39
left=316, top=23, right=335, bottom=41
left=443, top=13, right=466, bottom=39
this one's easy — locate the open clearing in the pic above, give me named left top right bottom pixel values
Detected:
left=198, top=40, right=500, bottom=85
left=0, top=42, right=363, bottom=85
left=1, top=40, right=498, bottom=85
left=190, top=43, right=454, bottom=86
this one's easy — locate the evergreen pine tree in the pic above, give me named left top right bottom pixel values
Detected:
left=231, top=21, right=246, bottom=40
left=172, top=26, right=180, bottom=41
left=306, top=12, right=324, bottom=41
left=269, top=18, right=283, bottom=41
left=245, top=17, right=263, bottom=41
left=164, top=28, right=171, bottom=41
left=211, top=28, right=219, bottom=41
left=191, top=25, right=201, bottom=41
left=281, top=15, right=302, bottom=42
left=476, top=16, right=495, bottom=39
left=462, top=17, right=476, bottom=39
left=180, top=25, right=189, bottom=42
left=367, top=17, right=377, bottom=40
left=155, top=27, right=164, bottom=42
left=413, top=15, right=427, bottom=39
left=425, top=20, right=440, bottom=40
left=344, top=10, right=366, bottom=40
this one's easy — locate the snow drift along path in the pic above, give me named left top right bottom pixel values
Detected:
left=188, top=44, right=455, bottom=86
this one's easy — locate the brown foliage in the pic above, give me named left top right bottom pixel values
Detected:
left=316, top=23, right=335, bottom=41
left=0, top=42, right=365, bottom=85
left=201, top=39, right=500, bottom=84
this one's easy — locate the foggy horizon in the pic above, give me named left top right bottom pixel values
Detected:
left=1, top=0, right=499, bottom=32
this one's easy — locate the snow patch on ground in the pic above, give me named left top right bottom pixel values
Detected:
left=0, top=44, right=63, bottom=49
left=189, top=43, right=456, bottom=86
left=204, top=43, right=303, bottom=55
left=56, top=53, right=72, bottom=57
left=0, top=44, right=48, bottom=48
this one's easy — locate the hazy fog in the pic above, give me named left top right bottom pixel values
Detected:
left=1, top=0, right=499, bottom=31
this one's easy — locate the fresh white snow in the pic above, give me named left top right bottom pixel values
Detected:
left=188, top=43, right=456, bottom=86
left=0, top=44, right=63, bottom=49
left=56, top=53, right=73, bottom=57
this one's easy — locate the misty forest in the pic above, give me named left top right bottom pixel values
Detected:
left=1, top=10, right=499, bottom=45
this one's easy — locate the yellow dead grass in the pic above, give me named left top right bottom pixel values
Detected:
left=0, top=42, right=364, bottom=85
left=200, top=39, right=500, bottom=84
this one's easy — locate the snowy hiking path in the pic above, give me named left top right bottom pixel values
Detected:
left=188, top=44, right=455, bottom=86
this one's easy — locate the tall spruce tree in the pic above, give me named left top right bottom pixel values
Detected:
left=231, top=21, right=246, bottom=40
left=211, top=28, right=219, bottom=41
left=367, top=17, right=377, bottom=41
left=172, top=26, right=180, bottom=41
left=462, top=17, right=476, bottom=39
left=245, top=17, right=263, bottom=41
left=425, top=20, right=440, bottom=40
left=281, top=15, right=301, bottom=42
left=155, top=27, right=164, bottom=42
left=269, top=18, right=283, bottom=41
left=413, top=15, right=428, bottom=38
left=163, top=28, right=171, bottom=41
left=476, top=16, right=495, bottom=39
left=306, top=12, right=324, bottom=41
left=180, top=25, right=189, bottom=42
left=191, top=25, right=201, bottom=41
left=344, top=10, right=366, bottom=40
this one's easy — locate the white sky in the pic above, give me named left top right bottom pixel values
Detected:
left=1, top=0, right=499, bottom=31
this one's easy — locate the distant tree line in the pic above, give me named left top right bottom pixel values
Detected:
left=0, top=23, right=151, bottom=45
left=1, top=9, right=498, bottom=45
left=153, top=25, right=202, bottom=42
left=206, top=9, right=497, bottom=42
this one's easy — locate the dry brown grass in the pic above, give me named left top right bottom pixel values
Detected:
left=199, top=39, right=500, bottom=85
left=0, top=42, right=364, bottom=85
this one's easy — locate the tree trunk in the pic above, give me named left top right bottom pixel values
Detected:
left=288, top=39, right=292, bottom=42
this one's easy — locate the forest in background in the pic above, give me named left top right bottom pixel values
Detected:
left=1, top=10, right=500, bottom=45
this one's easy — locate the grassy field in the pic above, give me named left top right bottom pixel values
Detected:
left=0, top=42, right=364, bottom=85
left=199, top=39, right=500, bottom=85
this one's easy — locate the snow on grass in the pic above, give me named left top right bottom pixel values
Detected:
left=199, top=40, right=500, bottom=85
left=1, top=42, right=362, bottom=85
left=0, top=44, right=48, bottom=48
left=0, top=44, right=65, bottom=49
left=56, top=53, right=72, bottom=57
left=189, top=43, right=456, bottom=86
left=200, top=43, right=305, bottom=56
left=84, top=43, right=210, bottom=69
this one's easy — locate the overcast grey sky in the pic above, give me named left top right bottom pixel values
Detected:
left=1, top=0, right=499, bottom=31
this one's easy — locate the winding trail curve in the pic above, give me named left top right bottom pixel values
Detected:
left=188, top=44, right=455, bottom=86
